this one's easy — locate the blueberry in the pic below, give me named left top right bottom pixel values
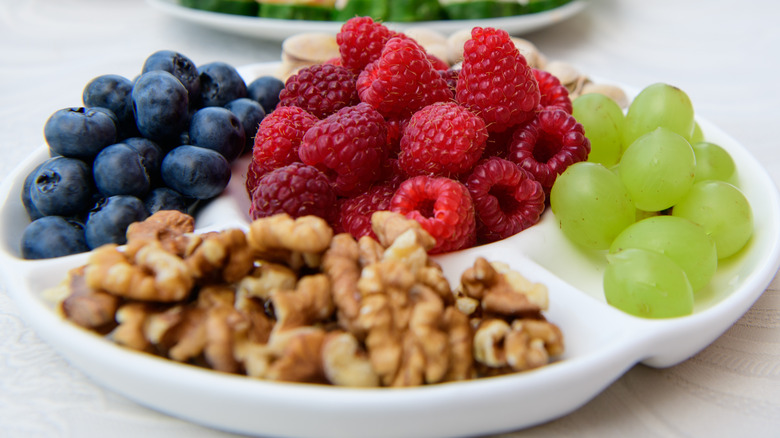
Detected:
left=44, top=107, right=118, bottom=160
left=30, top=157, right=95, bottom=217
left=92, top=143, right=151, bottom=197
left=82, top=74, right=138, bottom=139
left=132, top=70, right=190, bottom=144
left=225, top=97, right=265, bottom=152
left=247, top=75, right=284, bottom=113
left=123, top=137, right=164, bottom=184
left=21, top=216, right=89, bottom=259
left=161, top=145, right=231, bottom=200
left=21, top=162, right=46, bottom=221
left=144, top=187, right=198, bottom=215
left=189, top=106, right=245, bottom=162
left=142, top=50, right=201, bottom=107
left=198, top=62, right=247, bottom=107
left=85, top=195, right=148, bottom=249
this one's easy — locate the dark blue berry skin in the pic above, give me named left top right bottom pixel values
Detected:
left=189, top=106, right=245, bottom=162
left=225, top=97, right=265, bottom=153
left=142, top=50, right=202, bottom=108
left=21, top=216, right=89, bottom=259
left=22, top=162, right=46, bottom=221
left=198, top=62, right=247, bottom=107
left=161, top=145, right=231, bottom=200
left=247, top=75, right=284, bottom=113
left=132, top=70, right=190, bottom=144
left=124, top=137, right=164, bottom=185
left=93, top=143, right=151, bottom=197
left=144, top=187, right=198, bottom=215
left=30, top=157, right=95, bottom=217
left=82, top=74, right=138, bottom=139
left=85, top=195, right=149, bottom=249
left=44, top=107, right=118, bottom=160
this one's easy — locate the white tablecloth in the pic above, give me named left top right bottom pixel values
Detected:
left=1, top=0, right=778, bottom=437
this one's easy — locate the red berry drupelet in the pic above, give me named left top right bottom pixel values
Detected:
left=533, top=68, right=573, bottom=113
left=336, top=16, right=394, bottom=73
left=338, top=180, right=400, bottom=240
left=249, top=162, right=336, bottom=222
left=507, top=108, right=590, bottom=193
left=390, top=175, right=476, bottom=254
left=356, top=37, right=451, bottom=119
left=299, top=102, right=388, bottom=197
left=465, top=157, right=546, bottom=243
left=399, top=102, right=488, bottom=178
left=277, top=64, right=359, bottom=119
left=456, top=27, right=540, bottom=133
left=247, top=106, right=318, bottom=196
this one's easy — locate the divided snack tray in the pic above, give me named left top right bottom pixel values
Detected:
left=1, top=63, right=779, bottom=438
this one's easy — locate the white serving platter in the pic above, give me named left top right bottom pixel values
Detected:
left=0, top=62, right=778, bottom=438
left=146, top=0, right=587, bottom=41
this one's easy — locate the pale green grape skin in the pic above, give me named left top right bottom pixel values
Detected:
left=572, top=93, right=625, bottom=167
left=693, top=141, right=736, bottom=183
left=619, top=127, right=696, bottom=212
left=690, top=121, right=704, bottom=144
left=610, top=215, right=717, bottom=293
left=623, top=83, right=696, bottom=147
left=672, top=180, right=753, bottom=259
left=604, top=248, right=694, bottom=318
left=550, top=161, right=636, bottom=250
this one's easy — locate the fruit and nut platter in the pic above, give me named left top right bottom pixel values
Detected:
left=1, top=17, right=779, bottom=438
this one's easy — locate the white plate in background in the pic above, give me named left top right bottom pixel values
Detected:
left=146, top=0, right=587, bottom=41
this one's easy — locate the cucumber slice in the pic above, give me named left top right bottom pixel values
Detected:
left=181, top=0, right=259, bottom=16
left=386, top=0, right=442, bottom=22
left=441, top=1, right=522, bottom=20
left=259, top=3, right=334, bottom=21
left=333, top=0, right=389, bottom=21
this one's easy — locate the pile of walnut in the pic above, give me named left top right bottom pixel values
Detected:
left=50, top=210, right=563, bottom=387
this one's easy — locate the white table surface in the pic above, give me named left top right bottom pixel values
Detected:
left=1, top=0, right=778, bottom=437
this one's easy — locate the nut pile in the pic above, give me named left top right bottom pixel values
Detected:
left=49, top=210, right=563, bottom=386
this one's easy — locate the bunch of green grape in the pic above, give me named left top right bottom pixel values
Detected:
left=552, top=83, right=754, bottom=319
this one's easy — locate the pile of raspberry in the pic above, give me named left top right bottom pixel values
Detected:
left=246, top=17, right=590, bottom=254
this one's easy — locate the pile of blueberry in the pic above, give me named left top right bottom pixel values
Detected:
left=20, top=50, right=285, bottom=260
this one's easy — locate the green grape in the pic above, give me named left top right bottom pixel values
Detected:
left=692, top=141, right=736, bottom=182
left=623, top=83, right=695, bottom=146
left=690, top=121, right=704, bottom=144
left=604, top=248, right=694, bottom=318
left=672, top=180, right=753, bottom=259
left=572, top=93, right=625, bottom=167
left=610, top=215, right=717, bottom=292
left=550, top=161, right=636, bottom=250
left=619, top=127, right=696, bottom=212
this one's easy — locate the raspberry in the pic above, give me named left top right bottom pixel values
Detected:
left=247, top=106, right=318, bottom=194
left=456, top=27, right=540, bottom=133
left=356, top=37, right=451, bottom=119
left=440, top=68, right=459, bottom=97
left=507, top=108, right=590, bottom=193
left=390, top=175, right=476, bottom=254
left=338, top=180, right=400, bottom=240
left=336, top=16, right=394, bottom=73
left=277, top=64, right=359, bottom=119
left=399, top=102, right=488, bottom=178
left=249, top=162, right=336, bottom=222
left=533, top=68, right=572, bottom=113
left=299, top=103, right=387, bottom=197
left=465, top=157, right=546, bottom=243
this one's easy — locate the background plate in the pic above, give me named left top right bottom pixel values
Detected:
left=1, top=62, right=779, bottom=438
left=146, top=0, right=587, bottom=41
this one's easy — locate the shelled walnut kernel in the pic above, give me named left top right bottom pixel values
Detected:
left=51, top=210, right=564, bottom=387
